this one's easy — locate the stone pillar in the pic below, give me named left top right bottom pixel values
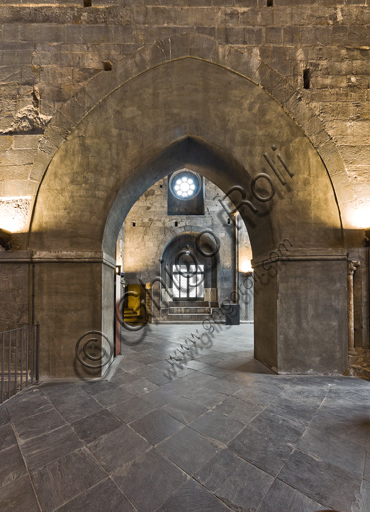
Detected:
left=31, top=251, right=116, bottom=379
left=348, top=261, right=360, bottom=356
left=253, top=250, right=348, bottom=374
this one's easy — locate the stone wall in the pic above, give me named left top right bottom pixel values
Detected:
left=0, top=1, right=370, bottom=236
left=0, top=258, right=29, bottom=331
left=0, top=0, right=368, bottom=359
left=117, top=175, right=253, bottom=321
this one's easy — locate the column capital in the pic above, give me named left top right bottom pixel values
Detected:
left=348, top=260, right=360, bottom=275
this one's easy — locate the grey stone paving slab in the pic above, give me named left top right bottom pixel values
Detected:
left=129, top=354, right=163, bottom=365
left=6, top=390, right=53, bottom=422
left=198, top=365, right=230, bottom=378
left=160, top=378, right=199, bottom=396
left=157, top=478, right=231, bottom=511
left=278, top=449, right=362, bottom=512
left=228, top=424, right=296, bottom=477
left=297, top=426, right=367, bottom=478
left=109, top=396, right=156, bottom=424
left=0, top=444, right=27, bottom=488
left=182, top=387, right=229, bottom=408
left=0, top=423, right=17, bottom=453
left=157, top=426, right=220, bottom=475
left=214, top=396, right=263, bottom=424
left=256, top=478, right=327, bottom=512
left=222, top=371, right=256, bottom=386
left=31, top=447, right=106, bottom=512
left=203, top=378, right=242, bottom=395
left=110, top=369, right=142, bottom=385
left=130, top=366, right=161, bottom=379
left=130, top=409, right=184, bottom=445
left=197, top=355, right=224, bottom=364
left=80, top=380, right=121, bottom=396
left=55, top=478, right=135, bottom=512
left=145, top=369, right=175, bottom=386
left=320, top=396, right=370, bottom=421
left=181, top=372, right=217, bottom=388
left=150, top=360, right=176, bottom=371
left=185, top=360, right=209, bottom=370
left=213, top=358, right=243, bottom=370
left=236, top=360, right=275, bottom=374
left=41, top=383, right=78, bottom=400
left=0, top=474, right=40, bottom=512
left=44, top=385, right=105, bottom=423
left=121, top=378, right=158, bottom=396
left=2, top=325, right=369, bottom=512
left=189, top=410, right=244, bottom=444
left=20, top=424, right=83, bottom=470
left=243, top=379, right=286, bottom=398
left=233, top=386, right=277, bottom=407
left=114, top=448, right=187, bottom=512
left=119, top=360, right=147, bottom=372
left=364, top=451, right=370, bottom=483
left=309, top=409, right=370, bottom=449
left=161, top=397, right=208, bottom=424
left=86, top=384, right=135, bottom=408
left=140, top=386, right=181, bottom=407
left=71, top=409, right=123, bottom=444
left=195, top=449, right=273, bottom=511
left=264, top=397, right=320, bottom=425
left=0, top=406, right=9, bottom=426
left=88, top=424, right=151, bottom=472
left=248, top=409, right=306, bottom=443
left=13, top=408, right=67, bottom=442
left=278, top=384, right=328, bottom=404
left=359, top=479, right=370, bottom=512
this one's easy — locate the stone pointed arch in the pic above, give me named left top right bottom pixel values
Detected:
left=30, top=33, right=354, bottom=240
left=28, top=42, right=349, bottom=380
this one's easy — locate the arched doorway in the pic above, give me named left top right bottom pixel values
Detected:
left=159, top=231, right=219, bottom=321
left=28, top=53, right=347, bottom=378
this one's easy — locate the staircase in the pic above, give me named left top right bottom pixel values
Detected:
left=163, top=301, right=223, bottom=322
left=123, top=308, right=145, bottom=324
left=345, top=349, right=370, bottom=381
left=1, top=369, right=32, bottom=400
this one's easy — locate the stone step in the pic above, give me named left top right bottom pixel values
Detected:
left=169, top=307, right=210, bottom=315
left=168, top=301, right=218, bottom=308
left=346, top=364, right=370, bottom=382
left=1, top=372, right=32, bottom=395
left=161, top=315, right=214, bottom=322
left=124, top=308, right=143, bottom=322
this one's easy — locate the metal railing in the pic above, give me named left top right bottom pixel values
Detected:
left=1, top=323, right=40, bottom=405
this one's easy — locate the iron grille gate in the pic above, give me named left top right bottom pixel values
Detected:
left=0, top=323, right=40, bottom=405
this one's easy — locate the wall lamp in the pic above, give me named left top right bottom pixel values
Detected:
left=0, top=229, right=12, bottom=250
left=115, top=265, right=121, bottom=275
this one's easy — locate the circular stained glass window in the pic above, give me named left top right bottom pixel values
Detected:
left=170, top=170, right=201, bottom=200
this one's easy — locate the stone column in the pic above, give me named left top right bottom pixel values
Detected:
left=348, top=261, right=360, bottom=356
left=232, top=212, right=239, bottom=302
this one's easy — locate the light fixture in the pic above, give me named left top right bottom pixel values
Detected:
left=351, top=205, right=370, bottom=229
left=170, top=170, right=201, bottom=200
left=239, top=259, right=253, bottom=273
left=115, top=265, right=121, bottom=275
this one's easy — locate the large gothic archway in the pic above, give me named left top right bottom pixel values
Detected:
left=29, top=45, right=348, bottom=378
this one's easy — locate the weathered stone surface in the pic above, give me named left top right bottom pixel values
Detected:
left=0, top=2, right=369, bottom=381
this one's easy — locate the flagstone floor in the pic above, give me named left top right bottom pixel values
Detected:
left=0, top=323, right=369, bottom=512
